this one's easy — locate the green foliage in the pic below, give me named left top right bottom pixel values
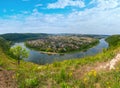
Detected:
left=46, top=48, right=53, bottom=52
left=59, top=69, right=67, bottom=81
left=106, top=35, right=120, bottom=47
left=10, top=46, right=29, bottom=64
left=25, top=77, right=39, bottom=87
left=53, top=62, right=61, bottom=67
left=0, top=60, right=3, bottom=66
left=0, top=37, right=11, bottom=53
left=0, top=47, right=17, bottom=69
left=60, top=82, right=71, bottom=88
left=54, top=68, right=73, bottom=84
left=0, top=33, right=49, bottom=42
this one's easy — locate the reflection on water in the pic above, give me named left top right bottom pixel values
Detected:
left=13, top=38, right=108, bottom=65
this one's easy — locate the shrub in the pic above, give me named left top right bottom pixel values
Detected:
left=25, top=77, right=39, bottom=87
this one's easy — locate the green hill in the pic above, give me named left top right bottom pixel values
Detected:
left=0, top=35, right=120, bottom=88
left=0, top=33, right=49, bottom=42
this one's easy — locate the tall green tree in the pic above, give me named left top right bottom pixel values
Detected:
left=10, top=46, right=29, bottom=65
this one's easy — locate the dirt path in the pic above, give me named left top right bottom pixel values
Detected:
left=95, top=53, right=120, bottom=71
left=0, top=67, right=17, bottom=88
left=74, top=53, right=120, bottom=79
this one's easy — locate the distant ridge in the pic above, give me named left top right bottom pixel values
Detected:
left=0, top=33, right=109, bottom=42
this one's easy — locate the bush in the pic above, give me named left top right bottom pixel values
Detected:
left=0, top=60, right=3, bottom=66
left=46, top=48, right=53, bottom=52
left=0, top=37, right=11, bottom=53
left=106, top=35, right=120, bottom=47
left=25, top=77, right=39, bottom=87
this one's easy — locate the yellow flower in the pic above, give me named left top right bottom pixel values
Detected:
left=88, top=71, right=92, bottom=76
left=69, top=72, right=73, bottom=77
left=93, top=70, right=97, bottom=77
left=106, top=82, right=109, bottom=85
left=37, top=66, right=42, bottom=70
left=84, top=77, right=88, bottom=83
left=88, top=70, right=97, bottom=77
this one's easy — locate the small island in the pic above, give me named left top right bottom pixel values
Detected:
left=25, top=35, right=99, bottom=54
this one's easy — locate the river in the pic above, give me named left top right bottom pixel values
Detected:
left=13, top=38, right=108, bottom=65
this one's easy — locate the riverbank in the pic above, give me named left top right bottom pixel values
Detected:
left=13, top=38, right=107, bottom=65
left=40, top=51, right=62, bottom=55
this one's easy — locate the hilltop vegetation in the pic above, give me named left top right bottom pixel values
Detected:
left=0, top=37, right=11, bottom=53
left=106, top=35, right=120, bottom=47
left=1, top=35, right=120, bottom=88
left=0, top=33, right=106, bottom=42
left=0, top=33, right=49, bottom=42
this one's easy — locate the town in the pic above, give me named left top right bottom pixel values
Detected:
left=26, top=35, right=98, bottom=53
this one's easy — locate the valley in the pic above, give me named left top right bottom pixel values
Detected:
left=0, top=34, right=120, bottom=88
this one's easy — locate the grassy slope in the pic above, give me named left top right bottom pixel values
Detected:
left=0, top=33, right=49, bottom=42
left=0, top=35, right=120, bottom=88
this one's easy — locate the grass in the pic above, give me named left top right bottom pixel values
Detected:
left=1, top=47, right=119, bottom=88
left=1, top=35, right=120, bottom=88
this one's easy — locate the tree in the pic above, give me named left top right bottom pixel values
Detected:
left=10, top=46, right=29, bottom=65
left=0, top=37, right=11, bottom=52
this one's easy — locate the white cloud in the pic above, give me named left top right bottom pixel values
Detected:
left=35, top=4, right=43, bottom=7
left=98, top=0, right=119, bottom=9
left=47, top=0, right=85, bottom=9
left=32, top=8, right=39, bottom=14
left=90, top=0, right=120, bottom=9
left=1, top=0, right=120, bottom=34
left=21, top=11, right=30, bottom=14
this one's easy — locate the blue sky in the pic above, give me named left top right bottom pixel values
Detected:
left=0, top=0, right=120, bottom=34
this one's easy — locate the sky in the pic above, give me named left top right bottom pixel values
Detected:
left=0, top=0, right=120, bottom=34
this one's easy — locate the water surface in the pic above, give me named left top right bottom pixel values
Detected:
left=13, top=38, right=108, bottom=64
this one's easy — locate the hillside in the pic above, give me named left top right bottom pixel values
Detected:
left=0, top=35, right=120, bottom=88
left=0, top=49, right=17, bottom=88
left=0, top=33, right=106, bottom=42
left=0, top=33, right=49, bottom=42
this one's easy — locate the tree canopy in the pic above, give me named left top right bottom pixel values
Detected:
left=10, top=46, right=29, bottom=65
